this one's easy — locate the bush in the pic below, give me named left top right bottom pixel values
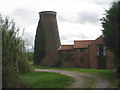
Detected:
left=18, top=58, right=33, bottom=73
left=55, top=59, right=62, bottom=67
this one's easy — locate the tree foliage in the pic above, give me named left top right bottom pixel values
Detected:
left=18, top=55, right=33, bottom=73
left=1, top=15, right=32, bottom=88
left=34, top=19, right=45, bottom=65
left=101, top=1, right=120, bottom=87
left=101, top=2, right=120, bottom=56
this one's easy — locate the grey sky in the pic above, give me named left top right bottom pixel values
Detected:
left=0, top=0, right=115, bottom=48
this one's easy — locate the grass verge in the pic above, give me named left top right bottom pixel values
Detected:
left=19, top=71, right=74, bottom=88
left=33, top=66, right=117, bottom=88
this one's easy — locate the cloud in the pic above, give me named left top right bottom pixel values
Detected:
left=76, top=11, right=99, bottom=25
left=9, top=8, right=39, bottom=47
left=60, top=35, right=68, bottom=40
left=60, top=33, right=90, bottom=45
left=22, top=25, right=37, bottom=47
left=58, top=21, right=102, bottom=45
left=11, top=8, right=38, bottom=26
left=57, top=1, right=107, bottom=25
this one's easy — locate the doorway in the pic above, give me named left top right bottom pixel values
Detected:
left=97, top=57, right=106, bottom=69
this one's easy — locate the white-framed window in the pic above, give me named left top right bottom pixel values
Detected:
left=97, top=45, right=106, bottom=56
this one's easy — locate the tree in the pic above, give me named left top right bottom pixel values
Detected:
left=1, top=15, right=32, bottom=88
left=34, top=19, right=45, bottom=65
left=1, top=16, right=21, bottom=88
left=101, top=1, right=120, bottom=87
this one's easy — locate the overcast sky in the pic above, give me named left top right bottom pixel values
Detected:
left=0, top=0, right=115, bottom=48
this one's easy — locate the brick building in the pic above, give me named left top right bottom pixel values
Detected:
left=59, top=36, right=114, bottom=69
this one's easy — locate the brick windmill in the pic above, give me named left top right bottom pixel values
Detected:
left=34, top=11, right=61, bottom=66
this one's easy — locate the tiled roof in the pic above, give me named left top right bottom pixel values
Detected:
left=74, top=40, right=94, bottom=48
left=59, top=45, right=74, bottom=50
left=59, top=36, right=102, bottom=50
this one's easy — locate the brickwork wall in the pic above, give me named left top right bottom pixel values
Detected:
left=59, top=50, right=76, bottom=68
left=39, top=11, right=61, bottom=66
left=59, top=61, right=76, bottom=68
left=75, top=49, right=90, bottom=68
left=89, top=43, right=98, bottom=69
left=89, top=37, right=114, bottom=69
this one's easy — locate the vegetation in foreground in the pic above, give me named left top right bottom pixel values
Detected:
left=1, top=14, right=33, bottom=88
left=33, top=66, right=117, bottom=88
left=19, top=71, right=74, bottom=88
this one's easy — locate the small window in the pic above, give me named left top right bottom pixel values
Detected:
left=80, top=57, right=84, bottom=63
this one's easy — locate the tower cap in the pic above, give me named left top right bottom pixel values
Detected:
left=39, top=11, right=56, bottom=15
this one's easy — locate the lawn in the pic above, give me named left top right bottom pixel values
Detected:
left=19, top=71, right=74, bottom=88
left=33, top=66, right=117, bottom=88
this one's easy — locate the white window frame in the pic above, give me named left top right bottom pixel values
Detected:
left=96, top=45, right=106, bottom=56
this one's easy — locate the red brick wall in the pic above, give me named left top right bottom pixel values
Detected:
left=75, top=48, right=90, bottom=68
left=89, top=37, right=114, bottom=69
left=59, top=50, right=76, bottom=68
left=59, top=61, right=76, bottom=68
left=89, top=43, right=97, bottom=69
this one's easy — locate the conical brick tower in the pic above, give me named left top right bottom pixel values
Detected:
left=34, top=11, right=61, bottom=66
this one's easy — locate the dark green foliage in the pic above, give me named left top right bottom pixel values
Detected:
left=2, top=17, right=20, bottom=88
left=1, top=15, right=32, bottom=88
left=34, top=20, right=45, bottom=65
left=27, top=52, right=33, bottom=61
left=18, top=58, right=33, bottom=73
left=55, top=59, right=62, bottom=67
left=101, top=2, right=120, bottom=56
left=101, top=1, right=120, bottom=87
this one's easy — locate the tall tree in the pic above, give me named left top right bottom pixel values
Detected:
left=101, top=1, right=120, bottom=87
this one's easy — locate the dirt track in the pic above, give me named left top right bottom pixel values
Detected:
left=35, top=69, right=109, bottom=88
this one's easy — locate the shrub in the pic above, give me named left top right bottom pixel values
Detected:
left=1, top=15, right=32, bottom=88
left=18, top=58, right=33, bottom=73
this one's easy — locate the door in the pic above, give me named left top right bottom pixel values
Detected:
left=97, top=57, right=106, bottom=69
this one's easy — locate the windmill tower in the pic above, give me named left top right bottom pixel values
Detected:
left=34, top=11, right=61, bottom=66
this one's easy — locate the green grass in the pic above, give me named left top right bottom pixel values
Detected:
left=19, top=71, right=74, bottom=88
left=33, top=66, right=56, bottom=69
left=33, top=66, right=113, bottom=72
left=33, top=66, right=117, bottom=88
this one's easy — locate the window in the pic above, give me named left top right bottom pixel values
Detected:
left=80, top=57, right=84, bottom=63
left=97, top=45, right=106, bottom=56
